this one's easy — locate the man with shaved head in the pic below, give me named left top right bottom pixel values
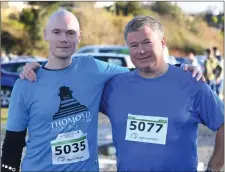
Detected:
left=44, top=10, right=80, bottom=63
left=1, top=10, right=129, bottom=172
left=1, top=10, right=204, bottom=172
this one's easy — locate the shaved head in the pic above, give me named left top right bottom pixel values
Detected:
left=44, top=10, right=81, bottom=60
left=46, top=10, right=80, bottom=32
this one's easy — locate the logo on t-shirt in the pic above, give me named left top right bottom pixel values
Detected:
left=53, top=86, right=88, bottom=120
left=50, top=86, right=91, bottom=132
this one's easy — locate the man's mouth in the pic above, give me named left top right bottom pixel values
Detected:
left=139, top=56, right=151, bottom=60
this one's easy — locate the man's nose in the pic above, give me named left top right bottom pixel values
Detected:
left=137, top=44, right=145, bottom=55
left=59, top=32, right=68, bottom=42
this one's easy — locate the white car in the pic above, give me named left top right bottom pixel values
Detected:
left=76, top=45, right=129, bottom=54
left=73, top=53, right=135, bottom=69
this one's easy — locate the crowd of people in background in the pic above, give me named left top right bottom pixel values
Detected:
left=184, top=47, right=224, bottom=100
left=203, top=47, right=223, bottom=100
left=163, top=46, right=224, bottom=101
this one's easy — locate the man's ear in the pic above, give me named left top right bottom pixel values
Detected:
left=161, top=37, right=166, bottom=48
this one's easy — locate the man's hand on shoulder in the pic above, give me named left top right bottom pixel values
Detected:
left=182, top=64, right=206, bottom=82
left=19, top=62, right=41, bottom=82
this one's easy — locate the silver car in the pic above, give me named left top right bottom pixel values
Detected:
left=76, top=45, right=129, bottom=54
left=73, top=53, right=135, bottom=69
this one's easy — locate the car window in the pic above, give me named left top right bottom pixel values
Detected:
left=1, top=64, right=17, bottom=73
left=94, top=56, right=126, bottom=67
left=118, top=48, right=129, bottom=55
left=94, top=56, right=108, bottom=62
left=108, top=57, right=126, bottom=67
left=108, top=58, right=123, bottom=66
left=16, top=65, right=24, bottom=73
left=1, top=61, right=45, bottom=73
left=80, top=49, right=95, bottom=53
left=99, top=48, right=129, bottom=55
left=99, top=49, right=118, bottom=53
left=13, top=63, right=27, bottom=73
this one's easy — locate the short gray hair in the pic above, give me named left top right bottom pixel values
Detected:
left=124, top=16, right=164, bottom=42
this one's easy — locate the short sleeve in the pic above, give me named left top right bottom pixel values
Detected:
left=6, top=79, right=29, bottom=131
left=94, top=58, right=129, bottom=82
left=194, top=83, right=224, bottom=131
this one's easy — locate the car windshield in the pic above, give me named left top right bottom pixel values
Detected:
left=99, top=48, right=129, bottom=55
left=93, top=56, right=126, bottom=67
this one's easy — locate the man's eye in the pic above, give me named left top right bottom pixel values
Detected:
left=145, top=41, right=151, bottom=44
left=131, top=45, right=137, bottom=48
left=69, top=32, right=75, bottom=35
left=53, top=31, right=60, bottom=34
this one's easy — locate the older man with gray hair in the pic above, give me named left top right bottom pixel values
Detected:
left=101, top=15, right=224, bottom=172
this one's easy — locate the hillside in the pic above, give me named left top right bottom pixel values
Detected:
left=1, top=3, right=224, bottom=57
left=73, top=4, right=223, bottom=56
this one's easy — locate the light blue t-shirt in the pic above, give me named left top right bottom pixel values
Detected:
left=101, top=64, right=224, bottom=172
left=6, top=55, right=128, bottom=171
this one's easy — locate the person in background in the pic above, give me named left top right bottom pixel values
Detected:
left=204, top=48, right=222, bottom=93
left=213, top=47, right=222, bottom=62
left=212, top=47, right=224, bottom=100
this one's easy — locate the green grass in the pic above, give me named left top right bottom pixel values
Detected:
left=1, top=108, right=8, bottom=124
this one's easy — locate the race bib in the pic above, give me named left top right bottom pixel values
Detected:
left=125, top=114, right=168, bottom=145
left=51, top=130, right=90, bottom=164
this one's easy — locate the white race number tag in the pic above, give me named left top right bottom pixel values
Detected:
left=51, top=130, right=90, bottom=164
left=125, top=114, right=168, bottom=145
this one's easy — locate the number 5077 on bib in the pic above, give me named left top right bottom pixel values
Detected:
left=125, top=114, right=168, bottom=145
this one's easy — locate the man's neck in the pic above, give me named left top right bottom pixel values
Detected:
left=138, top=62, right=169, bottom=79
left=45, top=56, right=72, bottom=70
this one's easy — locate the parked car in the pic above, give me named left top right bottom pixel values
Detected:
left=1, top=58, right=47, bottom=107
left=1, top=69, right=20, bottom=107
left=1, top=58, right=46, bottom=74
left=76, top=45, right=129, bottom=55
left=74, top=53, right=135, bottom=68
